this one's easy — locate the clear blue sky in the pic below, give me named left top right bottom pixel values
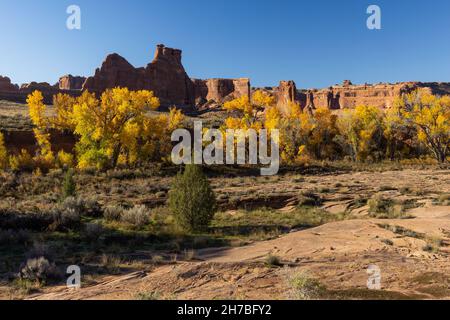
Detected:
left=1, top=0, right=449, bottom=89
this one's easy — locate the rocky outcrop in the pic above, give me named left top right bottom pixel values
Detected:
left=58, top=75, right=86, bottom=90
left=303, top=81, right=450, bottom=110
left=275, top=80, right=298, bottom=114
left=193, top=78, right=250, bottom=105
left=82, top=44, right=254, bottom=110
left=0, top=76, right=19, bottom=92
left=83, top=44, right=195, bottom=108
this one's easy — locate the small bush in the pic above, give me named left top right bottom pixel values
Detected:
left=297, top=191, right=322, bottom=207
left=60, top=196, right=101, bottom=218
left=121, top=205, right=151, bottom=228
left=136, top=291, right=161, bottom=300
left=281, top=268, right=325, bottom=300
left=169, top=165, right=217, bottom=232
left=62, top=169, right=76, bottom=199
left=100, top=254, right=122, bottom=274
left=103, top=205, right=124, bottom=221
left=368, top=194, right=405, bottom=219
left=51, top=208, right=80, bottom=231
left=265, top=254, right=282, bottom=267
left=19, top=257, right=61, bottom=284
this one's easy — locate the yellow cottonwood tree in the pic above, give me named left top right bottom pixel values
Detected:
left=72, top=87, right=160, bottom=169
left=224, top=90, right=274, bottom=128
left=395, top=91, right=450, bottom=163
left=336, top=105, right=384, bottom=162
left=27, top=91, right=55, bottom=169
left=0, top=132, right=8, bottom=170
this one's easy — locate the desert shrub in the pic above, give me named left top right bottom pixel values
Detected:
left=82, top=197, right=102, bottom=217
left=368, top=194, right=405, bottom=219
left=59, top=196, right=101, bottom=218
left=121, top=205, right=151, bottom=228
left=135, top=291, right=161, bottom=300
left=99, top=254, right=122, bottom=274
left=62, top=168, right=76, bottom=199
left=103, top=205, right=124, bottom=221
left=169, top=165, right=217, bottom=232
left=19, top=257, right=61, bottom=284
left=265, top=254, right=282, bottom=267
left=49, top=198, right=84, bottom=231
left=297, top=191, right=322, bottom=207
left=51, top=208, right=81, bottom=231
left=281, top=268, right=325, bottom=300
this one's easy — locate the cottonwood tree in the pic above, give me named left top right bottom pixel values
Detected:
left=336, top=105, right=385, bottom=162
left=395, top=91, right=450, bottom=163
left=0, top=132, right=8, bottom=170
left=72, top=88, right=160, bottom=169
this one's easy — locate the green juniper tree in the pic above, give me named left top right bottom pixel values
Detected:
left=168, top=165, right=217, bottom=232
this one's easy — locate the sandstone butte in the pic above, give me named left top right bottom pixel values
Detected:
left=1, top=44, right=450, bottom=111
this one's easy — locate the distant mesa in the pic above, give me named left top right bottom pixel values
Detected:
left=1, top=44, right=450, bottom=111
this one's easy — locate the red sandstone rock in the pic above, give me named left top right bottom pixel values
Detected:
left=58, top=75, right=86, bottom=90
left=0, top=76, right=19, bottom=92
left=83, top=44, right=195, bottom=108
left=193, top=78, right=250, bottom=104
left=269, top=80, right=301, bottom=115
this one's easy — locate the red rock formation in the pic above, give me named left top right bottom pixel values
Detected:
left=0, top=76, right=19, bottom=92
left=58, top=75, right=86, bottom=90
left=275, top=80, right=298, bottom=114
left=83, top=44, right=195, bottom=108
left=193, top=78, right=250, bottom=104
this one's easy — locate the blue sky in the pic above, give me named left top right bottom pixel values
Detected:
left=1, top=0, right=449, bottom=88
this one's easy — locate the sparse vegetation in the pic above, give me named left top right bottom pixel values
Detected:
left=120, top=205, right=152, bottom=228
left=265, top=254, right=282, bottom=267
left=281, top=268, right=325, bottom=300
left=62, top=168, right=76, bottom=199
left=368, top=194, right=407, bottom=219
left=169, top=165, right=217, bottom=232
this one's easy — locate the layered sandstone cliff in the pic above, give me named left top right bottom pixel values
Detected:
left=82, top=44, right=250, bottom=109
left=267, top=80, right=450, bottom=112
left=58, top=75, right=86, bottom=90
left=299, top=81, right=450, bottom=110
left=192, top=78, right=250, bottom=105
left=82, top=44, right=195, bottom=108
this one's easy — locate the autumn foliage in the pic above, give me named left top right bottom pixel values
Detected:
left=0, top=87, right=448, bottom=174
left=18, top=87, right=185, bottom=171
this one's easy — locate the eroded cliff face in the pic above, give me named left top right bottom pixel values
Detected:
left=82, top=45, right=251, bottom=110
left=272, top=80, right=450, bottom=112
left=2, top=44, right=450, bottom=111
left=192, top=78, right=251, bottom=105
left=82, top=44, right=195, bottom=108
left=58, top=75, right=86, bottom=90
